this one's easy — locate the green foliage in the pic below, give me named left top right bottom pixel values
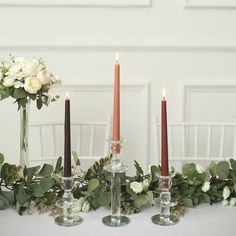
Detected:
left=216, top=161, right=230, bottom=179
left=0, top=154, right=236, bottom=217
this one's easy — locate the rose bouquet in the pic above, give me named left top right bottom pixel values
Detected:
left=0, top=56, right=59, bottom=108
left=0, top=56, right=60, bottom=165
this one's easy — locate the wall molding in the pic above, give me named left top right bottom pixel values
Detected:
left=182, top=82, right=236, bottom=121
left=1, top=44, right=236, bottom=53
left=0, top=0, right=152, bottom=8
left=185, top=0, right=236, bottom=9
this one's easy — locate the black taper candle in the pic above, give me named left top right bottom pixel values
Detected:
left=64, top=95, right=71, bottom=177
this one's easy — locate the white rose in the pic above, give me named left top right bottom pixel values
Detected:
left=196, top=164, right=204, bottom=174
left=222, top=199, right=229, bottom=206
left=21, top=58, right=39, bottom=77
left=7, top=63, right=23, bottom=80
left=202, top=181, right=210, bottom=192
left=24, top=76, right=42, bottom=94
left=142, top=178, right=150, bottom=192
left=37, top=69, right=51, bottom=85
left=223, top=186, right=230, bottom=200
left=230, top=198, right=236, bottom=206
left=14, top=81, right=24, bottom=89
left=2, top=76, right=15, bottom=87
left=82, top=201, right=90, bottom=213
left=130, top=181, right=143, bottom=194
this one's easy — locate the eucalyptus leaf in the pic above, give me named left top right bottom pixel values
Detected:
left=40, top=178, right=54, bottom=192
left=17, top=187, right=29, bottom=205
left=39, top=164, right=53, bottom=176
left=0, top=163, right=9, bottom=178
left=13, top=88, right=26, bottom=99
left=230, top=159, right=236, bottom=171
left=2, top=191, right=14, bottom=205
left=209, top=161, right=217, bottom=177
left=87, top=179, right=99, bottom=193
left=216, top=161, right=230, bottom=179
left=36, top=98, right=43, bottom=110
left=0, top=194, right=10, bottom=208
left=134, top=194, right=148, bottom=208
left=182, top=198, right=194, bottom=208
left=182, top=163, right=196, bottom=177
left=146, top=191, right=154, bottom=205
left=55, top=156, right=62, bottom=174
left=0, top=153, right=4, bottom=164
left=0, top=200, right=5, bottom=210
left=97, top=192, right=111, bottom=206
left=72, top=151, right=80, bottom=166
left=134, top=160, right=143, bottom=176
left=204, top=167, right=211, bottom=181
left=26, top=166, right=40, bottom=184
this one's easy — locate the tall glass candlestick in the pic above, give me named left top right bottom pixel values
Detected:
left=102, top=138, right=130, bottom=227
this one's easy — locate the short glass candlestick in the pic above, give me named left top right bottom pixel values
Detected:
left=54, top=174, right=82, bottom=227
left=151, top=172, right=179, bottom=226
left=102, top=138, right=130, bottom=227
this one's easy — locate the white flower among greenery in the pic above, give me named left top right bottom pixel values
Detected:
left=222, top=199, right=229, bottom=206
left=0, top=56, right=60, bottom=159
left=202, top=181, right=210, bottom=192
left=229, top=198, right=236, bottom=206
left=130, top=181, right=143, bottom=194
left=196, top=164, right=204, bottom=174
left=223, top=186, right=230, bottom=200
left=142, top=178, right=150, bottom=192
left=0, top=56, right=59, bottom=108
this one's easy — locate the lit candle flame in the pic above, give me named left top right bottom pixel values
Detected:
left=116, top=52, right=119, bottom=63
left=162, top=88, right=166, bottom=100
left=66, top=92, right=69, bottom=99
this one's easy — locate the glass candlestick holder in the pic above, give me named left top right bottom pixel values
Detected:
left=54, top=174, right=82, bottom=227
left=151, top=172, right=179, bottom=226
left=102, top=138, right=130, bottom=227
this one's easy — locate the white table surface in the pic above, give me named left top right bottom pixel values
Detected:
left=0, top=204, right=235, bottom=236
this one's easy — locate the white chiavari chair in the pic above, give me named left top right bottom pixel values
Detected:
left=153, top=116, right=236, bottom=168
left=28, top=115, right=112, bottom=166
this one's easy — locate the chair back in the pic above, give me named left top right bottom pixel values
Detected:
left=154, top=116, right=236, bottom=164
left=28, top=115, right=112, bottom=165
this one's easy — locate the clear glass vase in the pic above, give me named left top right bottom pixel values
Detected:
left=20, top=102, right=29, bottom=167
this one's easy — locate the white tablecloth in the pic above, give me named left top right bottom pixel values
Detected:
left=0, top=204, right=235, bottom=236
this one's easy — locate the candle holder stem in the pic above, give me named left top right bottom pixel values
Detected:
left=102, top=139, right=130, bottom=227
left=152, top=173, right=179, bottom=226
left=54, top=175, right=82, bottom=227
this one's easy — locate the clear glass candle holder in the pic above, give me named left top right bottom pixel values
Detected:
left=54, top=174, right=82, bottom=227
left=102, top=138, right=130, bottom=227
left=151, top=172, right=179, bottom=226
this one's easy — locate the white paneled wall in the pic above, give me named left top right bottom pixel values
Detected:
left=0, top=0, right=236, bottom=173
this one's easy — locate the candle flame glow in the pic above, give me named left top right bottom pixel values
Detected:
left=66, top=92, right=69, bottom=99
left=116, top=52, right=119, bottom=63
left=162, top=88, right=166, bottom=99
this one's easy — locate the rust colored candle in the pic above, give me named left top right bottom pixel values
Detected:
left=64, top=92, right=72, bottom=177
left=161, top=88, right=169, bottom=176
left=112, top=52, right=120, bottom=154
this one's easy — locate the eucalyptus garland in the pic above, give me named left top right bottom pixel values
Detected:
left=0, top=152, right=236, bottom=217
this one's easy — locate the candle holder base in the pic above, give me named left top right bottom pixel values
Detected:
left=151, top=214, right=179, bottom=226
left=102, top=215, right=130, bottom=227
left=54, top=214, right=83, bottom=227
left=151, top=172, right=180, bottom=226
left=54, top=175, right=83, bottom=227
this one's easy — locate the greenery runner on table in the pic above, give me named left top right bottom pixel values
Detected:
left=0, top=152, right=236, bottom=216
